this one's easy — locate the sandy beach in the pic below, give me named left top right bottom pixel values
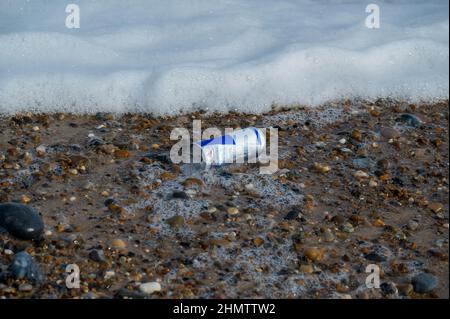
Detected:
left=0, top=99, right=448, bottom=299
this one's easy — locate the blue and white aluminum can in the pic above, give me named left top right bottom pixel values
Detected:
left=194, top=127, right=266, bottom=166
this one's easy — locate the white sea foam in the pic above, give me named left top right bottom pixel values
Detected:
left=0, top=0, right=448, bottom=115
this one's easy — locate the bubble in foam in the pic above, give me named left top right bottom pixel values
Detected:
left=0, top=1, right=448, bottom=115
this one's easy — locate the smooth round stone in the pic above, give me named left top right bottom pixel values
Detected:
left=9, top=251, right=43, bottom=284
left=380, top=127, right=400, bottom=139
left=380, top=282, right=398, bottom=296
left=341, top=222, right=355, bottom=233
left=399, top=114, right=423, bottom=127
left=407, top=220, right=419, bottom=231
left=18, top=283, right=33, bottom=292
left=412, top=273, right=438, bottom=293
left=88, top=249, right=106, bottom=263
left=364, top=245, right=392, bottom=262
left=352, top=157, right=375, bottom=169
left=227, top=207, right=240, bottom=216
left=139, top=282, right=161, bottom=295
left=284, top=210, right=299, bottom=220
left=0, top=203, right=44, bottom=240
left=166, top=215, right=185, bottom=228
left=171, top=191, right=190, bottom=200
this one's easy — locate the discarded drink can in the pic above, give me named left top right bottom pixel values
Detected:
left=193, top=127, right=266, bottom=167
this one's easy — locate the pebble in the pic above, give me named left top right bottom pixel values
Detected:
left=244, top=183, right=260, bottom=197
left=9, top=251, right=43, bottom=284
left=397, top=283, right=414, bottom=296
left=411, top=273, right=438, bottom=293
left=399, top=114, right=423, bottom=127
left=303, top=247, right=324, bottom=262
left=114, top=149, right=130, bottom=159
left=284, top=210, right=300, bottom=220
left=253, top=237, right=264, bottom=247
left=88, top=249, right=106, bottom=263
left=171, top=191, right=190, bottom=200
left=36, top=145, right=46, bottom=156
left=372, top=219, right=386, bottom=227
left=353, top=170, right=369, bottom=179
left=380, top=127, right=400, bottom=140
left=364, top=245, right=392, bottom=262
left=166, top=215, right=185, bottom=228
left=87, top=136, right=104, bottom=147
left=313, top=162, right=331, bottom=173
left=351, top=129, right=362, bottom=141
left=104, top=198, right=117, bottom=207
left=352, top=158, right=374, bottom=169
left=227, top=207, right=240, bottom=216
left=428, top=202, right=443, bottom=213
left=20, top=195, right=32, bottom=204
left=380, top=282, right=398, bottom=296
left=104, top=270, right=115, bottom=280
left=18, top=283, right=33, bottom=292
left=207, top=206, right=217, bottom=213
left=299, top=264, right=314, bottom=274
left=111, top=238, right=127, bottom=249
left=139, top=282, right=161, bottom=295
left=323, top=229, right=335, bottom=242
left=369, top=179, right=378, bottom=187
left=377, top=159, right=390, bottom=171
left=0, top=203, right=44, bottom=240
left=407, top=220, right=419, bottom=231
left=341, top=222, right=354, bottom=233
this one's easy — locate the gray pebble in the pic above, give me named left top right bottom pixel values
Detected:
left=9, top=251, right=43, bottom=284
left=412, top=273, right=438, bottom=293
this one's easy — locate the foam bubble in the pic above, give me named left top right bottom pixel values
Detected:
left=0, top=0, right=448, bottom=115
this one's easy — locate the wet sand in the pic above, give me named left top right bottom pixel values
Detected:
left=0, top=99, right=448, bottom=299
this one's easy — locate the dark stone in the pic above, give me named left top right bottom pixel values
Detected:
left=9, top=251, right=43, bottom=284
left=88, top=249, right=106, bottom=263
left=331, top=215, right=346, bottom=225
left=377, top=159, right=390, bottom=171
left=365, top=253, right=387, bottom=262
left=0, top=203, right=44, bottom=240
left=104, top=198, right=116, bottom=207
left=399, top=114, right=423, bottom=127
left=352, top=157, right=375, bottom=169
left=284, top=210, right=299, bottom=220
left=142, top=152, right=171, bottom=164
left=380, top=282, right=398, bottom=295
left=171, top=191, right=189, bottom=200
left=70, top=144, right=82, bottom=152
left=364, top=245, right=393, bottom=262
left=392, top=177, right=404, bottom=186
left=87, top=136, right=104, bottom=147
left=412, top=273, right=438, bottom=293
